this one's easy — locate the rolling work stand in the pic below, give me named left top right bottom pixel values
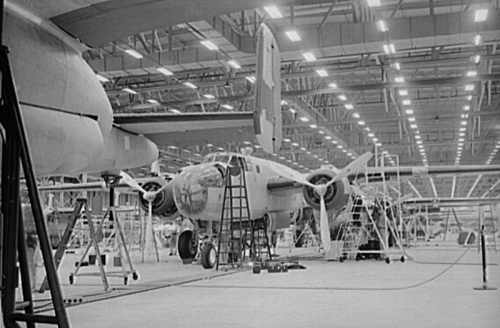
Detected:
left=1, top=40, right=69, bottom=327
left=69, top=175, right=139, bottom=290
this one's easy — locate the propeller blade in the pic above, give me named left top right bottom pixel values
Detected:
left=120, top=171, right=147, bottom=194
left=319, top=196, right=331, bottom=254
left=325, top=152, right=373, bottom=187
left=268, top=162, right=316, bottom=189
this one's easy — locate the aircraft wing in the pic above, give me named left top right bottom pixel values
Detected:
left=403, top=197, right=500, bottom=207
left=114, top=112, right=256, bottom=147
left=358, top=165, right=500, bottom=180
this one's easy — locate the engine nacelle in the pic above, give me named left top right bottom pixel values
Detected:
left=138, top=179, right=177, bottom=217
left=302, top=169, right=351, bottom=213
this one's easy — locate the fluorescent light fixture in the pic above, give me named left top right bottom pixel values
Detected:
left=122, top=87, right=137, bottom=94
left=372, top=138, right=378, bottom=142
left=460, top=127, right=466, bottom=131
left=461, top=121, right=467, bottom=125
left=467, top=71, right=477, bottom=77
left=147, top=99, right=159, bottom=104
left=410, top=124, right=418, bottom=129
left=459, top=133, right=465, bottom=137
left=415, top=135, right=421, bottom=139
left=331, top=140, right=338, bottom=144
left=376, top=143, right=382, bottom=147
left=353, top=113, right=360, bottom=118
left=302, top=52, right=316, bottom=62
left=377, top=20, right=388, bottom=32
left=357, top=121, right=365, bottom=125
left=169, top=109, right=181, bottom=113
left=472, top=55, right=481, bottom=63
left=405, top=109, right=414, bottom=115
left=183, top=82, right=197, bottom=89
left=341, top=150, right=347, bottom=153
left=338, top=95, right=347, bottom=101
left=337, top=145, right=343, bottom=149
left=393, top=62, right=401, bottom=70
left=201, top=40, right=218, bottom=51
left=345, top=104, right=354, bottom=110
left=367, top=133, right=375, bottom=137
left=402, top=99, right=411, bottom=105
left=300, top=147, right=306, bottom=151
left=408, top=117, right=415, bottom=122
left=399, top=89, right=408, bottom=96
left=318, top=131, right=325, bottom=134
left=463, top=105, right=470, bottom=111
left=416, top=140, right=422, bottom=144
left=329, top=83, right=338, bottom=88
left=325, top=136, right=332, bottom=140
left=281, top=100, right=288, bottom=105
left=383, top=44, right=395, bottom=54
left=458, top=138, right=465, bottom=142
left=309, top=124, right=318, bottom=129
left=291, top=142, right=299, bottom=147
left=395, top=76, right=405, bottom=83
left=221, top=104, right=233, bottom=110
left=124, top=49, right=143, bottom=59
left=289, top=108, right=296, bottom=114
left=316, top=69, right=328, bottom=77
left=475, top=9, right=488, bottom=22
left=299, top=117, right=309, bottom=122
left=364, top=127, right=370, bottom=131
left=367, top=0, right=381, bottom=7
left=227, top=60, right=241, bottom=69
left=157, top=67, right=174, bottom=76
left=96, top=74, right=109, bottom=82
left=285, top=31, right=301, bottom=42
left=264, top=6, right=283, bottom=19
left=246, top=76, right=256, bottom=83
left=473, top=34, right=482, bottom=46
left=283, top=138, right=291, bottom=142
left=465, top=84, right=474, bottom=91
left=204, top=94, right=215, bottom=99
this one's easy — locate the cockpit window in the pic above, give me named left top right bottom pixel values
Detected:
left=202, top=153, right=231, bottom=164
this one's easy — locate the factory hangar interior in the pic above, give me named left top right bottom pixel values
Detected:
left=0, top=0, right=499, bottom=327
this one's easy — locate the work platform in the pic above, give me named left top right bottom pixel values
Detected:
left=28, top=234, right=499, bottom=328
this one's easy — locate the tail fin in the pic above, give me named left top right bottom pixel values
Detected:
left=254, top=24, right=282, bottom=153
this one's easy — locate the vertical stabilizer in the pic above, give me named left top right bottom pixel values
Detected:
left=254, top=24, right=282, bottom=153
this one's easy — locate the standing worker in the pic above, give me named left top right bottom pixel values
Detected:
left=169, top=218, right=181, bottom=256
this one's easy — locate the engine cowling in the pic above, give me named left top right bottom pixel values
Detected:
left=138, top=180, right=177, bottom=217
left=302, top=169, right=351, bottom=213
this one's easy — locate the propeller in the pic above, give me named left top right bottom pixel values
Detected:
left=270, top=152, right=373, bottom=254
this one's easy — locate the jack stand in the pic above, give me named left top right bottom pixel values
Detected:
left=474, top=225, right=497, bottom=291
left=69, top=175, right=139, bottom=290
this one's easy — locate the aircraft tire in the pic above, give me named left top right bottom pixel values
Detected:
left=200, top=242, right=217, bottom=269
left=178, top=230, right=198, bottom=259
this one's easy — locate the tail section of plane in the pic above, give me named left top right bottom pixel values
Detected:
left=254, top=24, right=282, bottom=154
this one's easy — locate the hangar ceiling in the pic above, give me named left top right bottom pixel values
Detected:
left=80, top=0, right=500, bottom=199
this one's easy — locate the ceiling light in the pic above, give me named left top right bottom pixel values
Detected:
left=342, top=149, right=347, bottom=153
left=416, top=140, right=422, bottom=144
left=472, top=55, right=481, bottom=63
left=299, top=117, right=309, bottom=122
left=376, top=143, right=382, bottom=147
left=465, top=84, right=474, bottom=91
left=310, top=124, right=318, bottom=128
left=368, top=133, right=374, bottom=137
left=204, top=94, right=215, bottom=99
left=318, top=131, right=325, bottom=134
left=96, top=74, right=109, bottom=82
left=227, top=60, right=241, bottom=69
left=383, top=44, right=396, bottom=54
left=377, top=20, right=388, bottom=32
left=463, top=105, right=470, bottom=111
left=475, top=9, right=488, bottom=22
left=403, top=99, right=411, bottom=105
left=459, top=133, right=465, bottom=137
left=122, top=87, right=137, bottom=94
left=364, top=127, right=370, bottom=131
left=415, top=135, right=421, bottom=139
left=331, top=140, right=338, bottom=144
left=289, top=108, right=296, bottom=114
left=399, top=90, right=408, bottom=96
left=246, top=76, right=256, bottom=83
left=461, top=121, right=467, bottom=125
left=467, top=71, right=477, bottom=77
left=264, top=6, right=283, bottom=19
left=291, top=142, right=299, bottom=147
left=316, top=69, right=328, bottom=77
left=395, top=76, right=405, bottom=83
left=473, top=34, right=483, bottom=45
left=405, top=109, right=414, bottom=115
left=460, top=127, right=466, bottom=131
left=410, top=124, right=418, bottom=129
left=281, top=100, right=288, bottom=105
left=283, top=138, right=291, bottom=143
left=393, top=62, right=401, bottom=70
left=200, top=40, right=218, bottom=51
left=408, top=117, right=415, bottom=122
left=183, top=82, right=197, bottom=89
left=157, top=67, right=174, bottom=76
left=285, top=30, right=301, bottom=42
left=358, top=121, right=365, bottom=125
left=372, top=138, right=378, bottom=142
left=353, top=113, right=360, bottom=118
left=338, top=95, right=347, bottom=101
left=303, top=52, right=316, bottom=62
left=325, top=136, right=332, bottom=140
left=124, top=49, right=143, bottom=59
left=345, top=104, right=354, bottom=110
left=221, top=104, right=233, bottom=110
left=367, top=0, right=381, bottom=8
left=300, top=147, right=306, bottom=151
left=329, top=83, right=338, bottom=88
left=169, top=109, right=181, bottom=113
left=337, top=145, right=343, bottom=149
left=147, top=99, right=159, bottom=104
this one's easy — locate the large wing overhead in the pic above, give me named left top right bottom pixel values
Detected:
left=254, top=24, right=282, bottom=154
left=114, top=112, right=255, bottom=147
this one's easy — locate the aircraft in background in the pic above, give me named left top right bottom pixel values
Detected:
left=3, top=0, right=281, bottom=178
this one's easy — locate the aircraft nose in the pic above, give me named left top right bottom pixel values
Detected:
left=172, top=164, right=225, bottom=216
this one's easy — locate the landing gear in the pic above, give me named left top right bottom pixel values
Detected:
left=178, top=230, right=198, bottom=259
left=200, top=242, right=217, bottom=269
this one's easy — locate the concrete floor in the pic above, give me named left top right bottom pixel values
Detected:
left=29, top=236, right=500, bottom=328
